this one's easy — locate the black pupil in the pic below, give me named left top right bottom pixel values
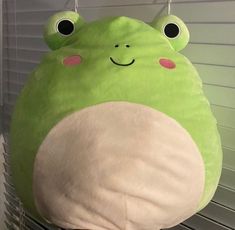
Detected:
left=58, top=20, right=74, bottom=35
left=164, top=23, right=180, bottom=38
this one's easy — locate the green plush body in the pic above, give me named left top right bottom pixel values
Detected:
left=10, top=12, right=222, bottom=223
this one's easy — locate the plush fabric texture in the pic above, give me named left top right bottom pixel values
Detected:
left=10, top=11, right=222, bottom=229
left=33, top=102, right=205, bottom=230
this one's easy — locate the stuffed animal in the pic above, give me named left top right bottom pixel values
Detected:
left=10, top=11, right=222, bottom=230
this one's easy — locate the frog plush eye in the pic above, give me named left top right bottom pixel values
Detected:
left=57, top=19, right=75, bottom=36
left=44, top=11, right=85, bottom=50
left=151, top=15, right=189, bottom=51
left=164, top=23, right=180, bottom=38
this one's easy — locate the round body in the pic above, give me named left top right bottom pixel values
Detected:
left=10, top=12, right=222, bottom=229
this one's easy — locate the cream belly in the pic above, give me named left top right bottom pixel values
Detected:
left=33, top=102, right=205, bottom=230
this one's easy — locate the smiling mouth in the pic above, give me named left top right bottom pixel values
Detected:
left=110, top=57, right=135, bottom=66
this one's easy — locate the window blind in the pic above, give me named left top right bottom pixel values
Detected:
left=2, top=0, right=235, bottom=229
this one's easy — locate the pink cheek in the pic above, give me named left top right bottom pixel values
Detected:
left=159, top=58, right=176, bottom=69
left=63, top=55, right=82, bottom=66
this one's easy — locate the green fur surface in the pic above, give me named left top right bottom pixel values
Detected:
left=10, top=12, right=222, bottom=221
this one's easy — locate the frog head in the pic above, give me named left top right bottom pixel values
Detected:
left=44, top=11, right=189, bottom=67
left=10, top=11, right=222, bottom=230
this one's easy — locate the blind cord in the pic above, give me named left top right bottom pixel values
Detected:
left=75, top=0, right=79, bottom=12
left=167, top=0, right=172, bottom=15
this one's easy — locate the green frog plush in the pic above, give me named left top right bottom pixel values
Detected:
left=10, top=11, right=222, bottom=230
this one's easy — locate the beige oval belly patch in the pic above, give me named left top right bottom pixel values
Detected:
left=33, top=102, right=205, bottom=230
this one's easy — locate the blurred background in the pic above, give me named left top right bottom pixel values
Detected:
left=0, top=0, right=235, bottom=229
